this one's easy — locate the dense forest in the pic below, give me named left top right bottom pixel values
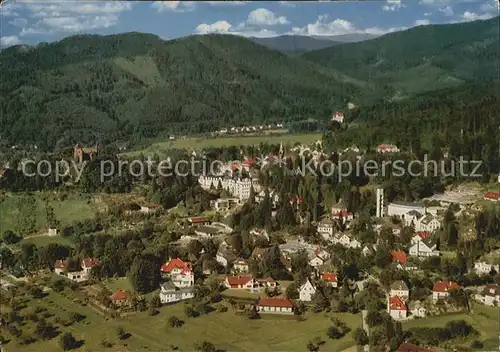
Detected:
left=1, top=17, right=498, bottom=151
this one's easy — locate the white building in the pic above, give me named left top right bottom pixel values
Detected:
left=199, top=175, right=260, bottom=200
left=409, top=238, right=439, bottom=258
left=160, top=258, right=194, bottom=288
left=140, top=204, right=161, bottom=214
left=390, top=280, right=410, bottom=300
left=475, top=284, right=500, bottom=306
left=317, top=219, right=334, bottom=239
left=299, top=279, right=316, bottom=302
left=388, top=202, right=426, bottom=217
left=474, top=261, right=500, bottom=275
left=257, top=298, right=294, bottom=314
left=54, top=258, right=100, bottom=283
left=159, top=281, right=194, bottom=304
left=432, top=281, right=460, bottom=301
left=388, top=296, right=407, bottom=321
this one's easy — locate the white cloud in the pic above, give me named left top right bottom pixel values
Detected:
left=0, top=2, right=20, bottom=17
left=461, top=11, right=494, bottom=21
left=195, top=21, right=277, bottom=38
left=151, top=1, right=196, bottom=13
left=439, top=5, right=454, bottom=16
left=382, top=0, right=405, bottom=12
left=414, top=19, right=431, bottom=26
left=13, top=2, right=133, bottom=37
left=205, top=1, right=250, bottom=6
left=247, top=8, right=289, bottom=26
left=291, top=15, right=406, bottom=36
left=1, top=35, right=21, bottom=48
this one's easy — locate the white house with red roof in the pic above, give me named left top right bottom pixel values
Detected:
left=257, top=298, right=294, bottom=314
left=411, top=231, right=432, bottom=244
left=331, top=112, right=345, bottom=124
left=432, top=281, right=460, bottom=301
left=54, top=257, right=100, bottom=282
left=140, top=203, right=161, bottom=214
left=321, top=273, right=338, bottom=288
left=54, top=260, right=65, bottom=275
left=388, top=296, right=407, bottom=321
left=81, top=258, right=100, bottom=274
left=376, top=144, right=400, bottom=153
left=188, top=217, right=211, bottom=227
left=110, top=289, right=129, bottom=307
left=224, top=275, right=259, bottom=290
left=258, top=277, right=277, bottom=289
left=161, top=258, right=194, bottom=288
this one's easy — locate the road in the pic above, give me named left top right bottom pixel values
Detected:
left=362, top=309, right=370, bottom=352
left=0, top=278, right=15, bottom=291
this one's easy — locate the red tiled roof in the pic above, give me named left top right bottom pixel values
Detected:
left=258, top=277, right=276, bottom=283
left=321, top=273, right=337, bottom=282
left=389, top=296, right=407, bottom=311
left=81, top=258, right=100, bottom=268
left=189, top=217, right=210, bottom=223
left=377, top=144, right=398, bottom=151
left=392, top=251, right=407, bottom=264
left=110, top=289, right=128, bottom=301
left=484, top=192, right=500, bottom=200
left=416, top=231, right=431, bottom=239
left=397, top=343, right=436, bottom=352
left=335, top=112, right=344, bottom=117
left=433, top=281, right=460, bottom=293
left=234, top=258, right=248, bottom=265
left=54, top=260, right=65, bottom=269
left=333, top=210, right=352, bottom=217
left=258, top=298, right=294, bottom=308
left=161, top=258, right=191, bottom=273
left=226, top=275, right=254, bottom=286
left=243, top=159, right=256, bottom=166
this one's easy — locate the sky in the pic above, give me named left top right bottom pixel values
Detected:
left=0, top=0, right=498, bottom=48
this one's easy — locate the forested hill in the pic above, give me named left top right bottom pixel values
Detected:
left=0, top=33, right=374, bottom=151
left=303, top=17, right=500, bottom=98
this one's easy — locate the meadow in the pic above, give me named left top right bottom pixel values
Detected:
left=0, top=192, right=95, bottom=236
left=8, top=287, right=361, bottom=352
left=125, top=133, right=322, bottom=157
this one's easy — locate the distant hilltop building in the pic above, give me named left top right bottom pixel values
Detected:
left=376, top=144, right=400, bottom=153
left=74, top=143, right=98, bottom=164
left=331, top=112, right=344, bottom=124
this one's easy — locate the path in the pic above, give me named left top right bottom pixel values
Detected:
left=362, top=309, right=370, bottom=352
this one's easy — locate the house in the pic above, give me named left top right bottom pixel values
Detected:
left=409, top=238, right=439, bottom=258
left=299, top=279, right=316, bottom=302
left=315, top=247, right=330, bottom=261
left=432, top=281, right=460, bottom=300
left=475, top=284, right=500, bottom=306
left=81, top=258, right=100, bottom=274
left=474, top=261, right=500, bottom=275
left=417, top=215, right=441, bottom=233
left=74, top=144, right=98, bottom=164
left=160, top=258, right=194, bottom=288
left=233, top=258, right=249, bottom=273
left=215, top=249, right=237, bottom=269
left=159, top=281, right=194, bottom=304
left=54, top=260, right=65, bottom=275
left=321, top=273, right=338, bottom=288
left=258, top=277, right=277, bottom=289
left=317, top=219, right=334, bottom=239
left=225, top=275, right=259, bottom=290
left=188, top=217, right=211, bottom=227
left=195, top=226, right=221, bottom=238
left=250, top=228, right=270, bottom=243
left=390, top=280, right=410, bottom=300
left=410, top=305, right=427, bottom=318
left=388, top=296, right=407, bottom=321
left=411, top=231, right=432, bottom=244
left=392, top=251, right=408, bottom=265
left=309, top=256, right=324, bottom=268
left=376, top=144, right=400, bottom=153
left=109, top=289, right=129, bottom=307
left=484, top=192, right=500, bottom=201
left=362, top=245, right=377, bottom=256
left=48, top=228, right=59, bottom=236
left=331, top=112, right=344, bottom=124
left=140, top=204, right=161, bottom=214
left=392, top=261, right=419, bottom=271
left=257, top=298, right=294, bottom=314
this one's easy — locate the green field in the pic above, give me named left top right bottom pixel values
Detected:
left=0, top=192, right=95, bottom=236
left=402, top=305, right=500, bottom=350
left=125, top=133, right=322, bottom=157
left=7, top=288, right=361, bottom=352
left=21, top=235, right=74, bottom=248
